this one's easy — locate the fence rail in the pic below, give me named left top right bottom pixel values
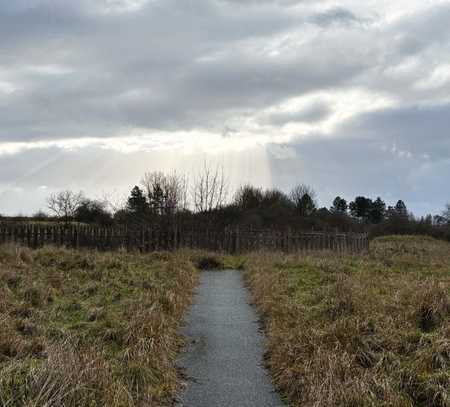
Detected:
left=0, top=224, right=369, bottom=254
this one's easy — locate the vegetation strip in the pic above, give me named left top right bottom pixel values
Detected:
left=244, top=236, right=450, bottom=406
left=0, top=245, right=198, bottom=406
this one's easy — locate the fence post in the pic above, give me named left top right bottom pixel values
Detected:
left=33, top=225, right=38, bottom=249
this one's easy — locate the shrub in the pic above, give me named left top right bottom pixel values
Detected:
left=196, top=255, right=224, bottom=270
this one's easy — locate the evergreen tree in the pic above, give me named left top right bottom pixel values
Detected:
left=127, top=186, right=148, bottom=215
left=331, top=196, right=348, bottom=214
left=349, top=196, right=373, bottom=221
left=395, top=200, right=408, bottom=219
left=369, top=197, right=386, bottom=224
left=148, top=182, right=165, bottom=215
left=290, top=184, right=317, bottom=216
left=298, top=193, right=316, bottom=216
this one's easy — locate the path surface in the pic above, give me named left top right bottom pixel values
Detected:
left=177, top=271, right=283, bottom=407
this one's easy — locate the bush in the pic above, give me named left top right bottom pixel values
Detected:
left=196, top=255, right=224, bottom=270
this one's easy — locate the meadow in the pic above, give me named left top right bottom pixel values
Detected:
left=0, top=236, right=448, bottom=406
left=0, top=245, right=199, bottom=406
left=245, top=236, right=450, bottom=406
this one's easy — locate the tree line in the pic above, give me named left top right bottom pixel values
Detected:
left=2, top=164, right=449, bottom=240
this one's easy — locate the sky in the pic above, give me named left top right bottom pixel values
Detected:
left=0, top=0, right=449, bottom=216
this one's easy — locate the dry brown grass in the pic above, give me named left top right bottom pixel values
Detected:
left=244, top=236, right=450, bottom=407
left=0, top=244, right=198, bottom=406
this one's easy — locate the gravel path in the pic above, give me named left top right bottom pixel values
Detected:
left=177, top=270, right=283, bottom=407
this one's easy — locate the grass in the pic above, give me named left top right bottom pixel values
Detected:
left=0, top=244, right=199, bottom=406
left=244, top=236, right=450, bottom=407
left=2, top=238, right=448, bottom=406
left=190, top=252, right=246, bottom=271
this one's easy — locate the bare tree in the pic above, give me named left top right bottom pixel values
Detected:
left=192, top=162, right=228, bottom=213
left=47, top=190, right=84, bottom=223
left=100, top=189, right=128, bottom=215
left=290, top=184, right=317, bottom=216
left=175, top=172, right=189, bottom=211
left=141, top=171, right=189, bottom=215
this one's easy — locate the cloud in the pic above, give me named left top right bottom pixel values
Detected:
left=338, top=102, right=450, bottom=160
left=268, top=101, right=450, bottom=215
left=263, top=101, right=332, bottom=126
left=0, top=0, right=449, bottom=214
left=310, top=7, right=362, bottom=27
left=0, top=0, right=371, bottom=141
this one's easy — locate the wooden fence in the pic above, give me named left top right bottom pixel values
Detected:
left=0, top=224, right=369, bottom=254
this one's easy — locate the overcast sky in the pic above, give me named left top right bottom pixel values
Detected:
left=0, top=0, right=449, bottom=215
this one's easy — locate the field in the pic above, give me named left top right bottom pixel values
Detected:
left=0, top=245, right=199, bottom=406
left=245, top=236, right=450, bottom=406
left=1, top=236, right=448, bottom=406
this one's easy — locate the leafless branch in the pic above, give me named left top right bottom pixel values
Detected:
left=192, top=161, right=228, bottom=213
left=46, top=190, right=84, bottom=222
